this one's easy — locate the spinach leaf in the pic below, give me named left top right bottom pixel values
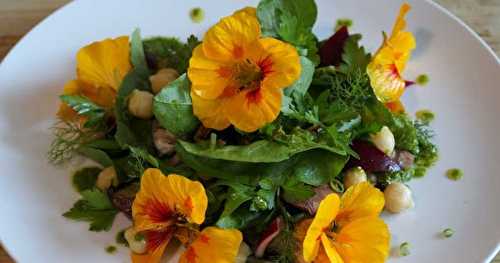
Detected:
left=143, top=35, right=200, bottom=73
left=130, top=29, right=149, bottom=77
left=257, top=0, right=319, bottom=64
left=281, top=177, right=315, bottom=203
left=63, top=189, right=118, bottom=231
left=114, top=70, right=154, bottom=152
left=290, top=150, right=348, bottom=186
left=153, top=74, right=199, bottom=136
left=216, top=205, right=271, bottom=229
left=178, top=130, right=345, bottom=163
left=77, top=146, right=114, bottom=167
left=59, top=95, right=105, bottom=128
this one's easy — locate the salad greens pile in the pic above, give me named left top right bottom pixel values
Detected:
left=48, top=0, right=438, bottom=261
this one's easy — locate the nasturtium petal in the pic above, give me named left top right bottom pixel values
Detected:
left=202, top=7, right=260, bottom=61
left=179, top=227, right=243, bottom=263
left=303, top=194, right=340, bottom=262
left=132, top=169, right=208, bottom=232
left=188, top=45, right=230, bottom=100
left=76, top=36, right=131, bottom=91
left=224, top=87, right=282, bottom=132
left=320, top=234, right=345, bottom=263
left=335, top=217, right=391, bottom=263
left=131, top=229, right=174, bottom=263
left=367, top=3, right=415, bottom=103
left=336, top=182, right=385, bottom=228
left=258, top=37, right=301, bottom=90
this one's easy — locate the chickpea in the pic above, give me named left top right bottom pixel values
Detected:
left=128, top=89, right=154, bottom=119
left=343, top=166, right=367, bottom=189
left=370, top=126, right=395, bottom=155
left=384, top=182, right=414, bottom=213
left=124, top=227, right=147, bottom=254
left=149, top=68, right=179, bottom=94
left=235, top=242, right=251, bottom=263
left=96, top=166, right=117, bottom=191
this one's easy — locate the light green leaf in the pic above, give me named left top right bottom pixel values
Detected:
left=59, top=95, right=105, bottom=128
left=153, top=74, right=199, bottom=136
left=77, top=147, right=113, bottom=167
left=130, top=28, right=149, bottom=76
left=63, top=188, right=118, bottom=232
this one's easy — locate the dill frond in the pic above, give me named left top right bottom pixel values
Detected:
left=47, top=121, right=102, bottom=165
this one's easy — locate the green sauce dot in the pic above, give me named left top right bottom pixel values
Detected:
left=335, top=18, right=353, bottom=31
left=190, top=7, right=205, bottom=23
left=416, top=74, right=430, bottom=86
left=442, top=228, right=454, bottom=238
left=399, top=242, right=411, bottom=256
left=105, top=245, right=117, bottom=254
left=415, top=109, right=435, bottom=124
left=446, top=169, right=463, bottom=181
left=116, top=229, right=129, bottom=247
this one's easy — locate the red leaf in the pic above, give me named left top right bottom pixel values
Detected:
left=319, top=26, right=350, bottom=66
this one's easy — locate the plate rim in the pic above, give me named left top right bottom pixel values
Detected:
left=0, top=0, right=499, bottom=262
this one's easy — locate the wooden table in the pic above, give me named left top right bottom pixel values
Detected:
left=0, top=0, right=498, bottom=262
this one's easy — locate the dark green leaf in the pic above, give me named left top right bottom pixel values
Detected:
left=77, top=146, right=113, bottom=167
left=63, top=189, right=118, bottom=231
left=220, top=190, right=253, bottom=217
left=59, top=95, right=105, bottom=128
left=143, top=35, right=200, bottom=73
left=290, top=150, right=348, bottom=186
left=114, top=70, right=154, bottom=151
left=129, top=146, right=160, bottom=168
left=216, top=205, right=268, bottom=229
left=281, top=178, right=315, bottom=203
left=153, top=74, right=199, bottom=136
left=178, top=130, right=346, bottom=163
left=72, top=167, right=101, bottom=193
left=83, top=139, right=122, bottom=151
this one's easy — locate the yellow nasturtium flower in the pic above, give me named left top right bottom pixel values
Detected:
left=188, top=7, right=301, bottom=132
left=367, top=3, right=416, bottom=103
left=57, top=36, right=131, bottom=121
left=300, top=182, right=390, bottom=263
left=131, top=169, right=242, bottom=263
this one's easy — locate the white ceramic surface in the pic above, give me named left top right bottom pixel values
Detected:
left=0, top=0, right=499, bottom=262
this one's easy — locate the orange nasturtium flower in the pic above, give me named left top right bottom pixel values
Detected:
left=188, top=7, right=301, bottom=132
left=57, top=36, right=131, bottom=121
left=131, top=169, right=242, bottom=263
left=298, top=182, right=390, bottom=263
left=367, top=3, right=416, bottom=104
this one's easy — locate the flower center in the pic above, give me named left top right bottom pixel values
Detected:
left=233, top=59, right=263, bottom=91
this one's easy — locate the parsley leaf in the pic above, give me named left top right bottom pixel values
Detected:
left=338, top=34, right=371, bottom=74
left=59, top=95, right=106, bottom=128
left=63, top=189, right=118, bottom=231
left=257, top=0, right=319, bottom=64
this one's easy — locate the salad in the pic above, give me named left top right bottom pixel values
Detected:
left=48, top=1, right=438, bottom=262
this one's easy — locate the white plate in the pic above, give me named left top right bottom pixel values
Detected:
left=0, top=0, right=499, bottom=262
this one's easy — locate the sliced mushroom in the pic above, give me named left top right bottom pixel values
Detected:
left=289, top=184, right=334, bottom=215
left=153, top=122, right=176, bottom=156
